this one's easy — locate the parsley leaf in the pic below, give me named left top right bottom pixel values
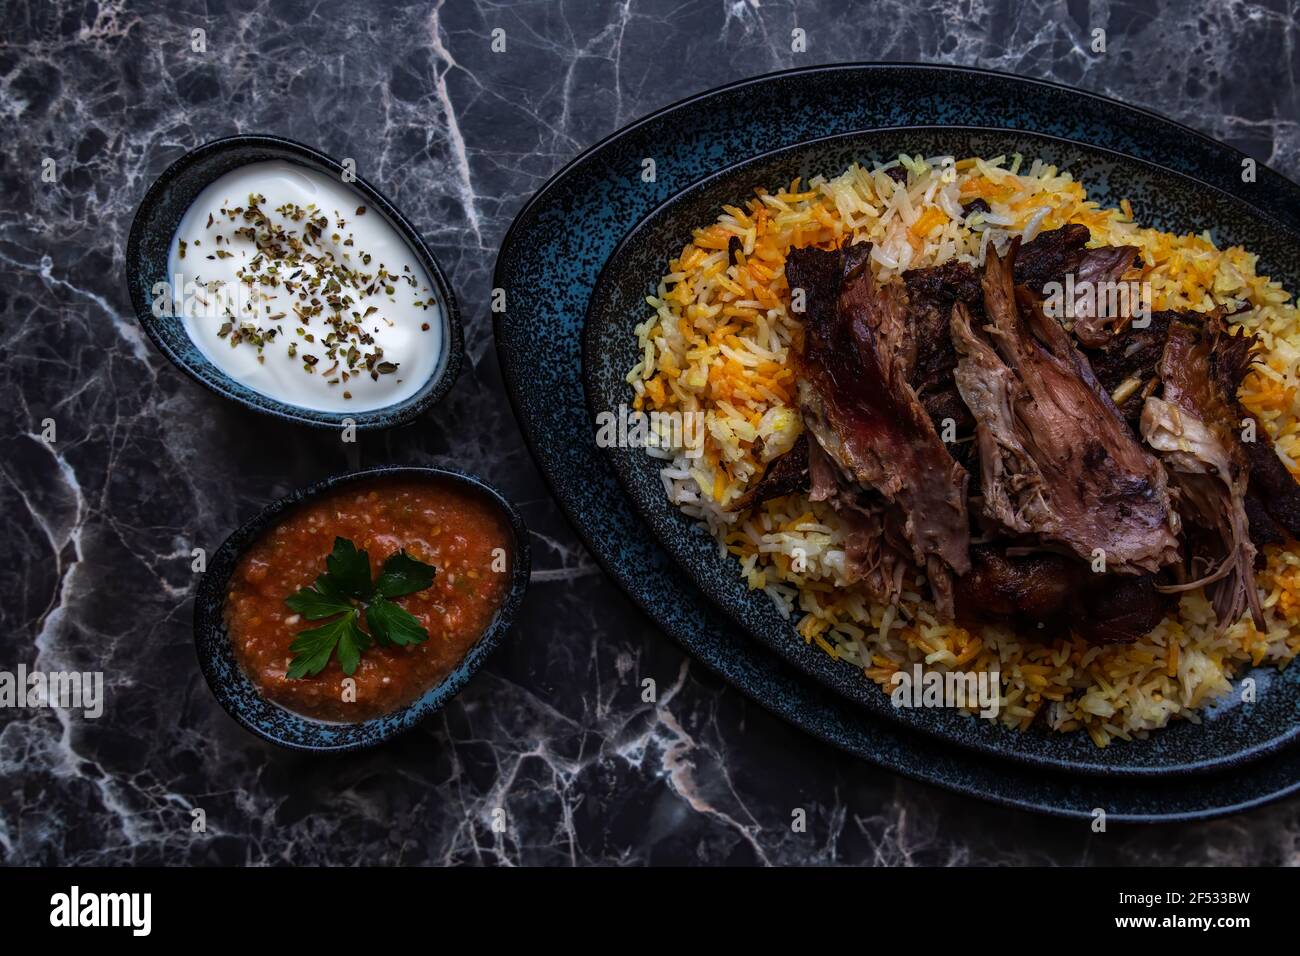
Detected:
left=325, top=536, right=373, bottom=599
left=366, top=596, right=430, bottom=647
left=282, top=537, right=437, bottom=679
left=374, top=550, right=436, bottom=598
left=285, top=574, right=355, bottom=620
left=287, top=610, right=367, bottom=678
left=334, top=614, right=371, bottom=675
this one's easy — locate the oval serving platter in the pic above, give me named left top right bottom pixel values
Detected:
left=495, top=63, right=1300, bottom=817
left=584, top=124, right=1300, bottom=777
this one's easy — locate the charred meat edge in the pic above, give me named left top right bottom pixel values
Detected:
left=790, top=242, right=970, bottom=618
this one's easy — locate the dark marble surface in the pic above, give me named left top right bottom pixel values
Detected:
left=2, top=0, right=1298, bottom=865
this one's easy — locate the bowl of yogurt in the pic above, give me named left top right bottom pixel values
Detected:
left=126, top=135, right=462, bottom=429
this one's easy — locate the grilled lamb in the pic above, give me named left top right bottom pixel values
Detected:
left=1140, top=316, right=1266, bottom=631
left=950, top=241, right=1181, bottom=573
left=789, top=243, right=971, bottom=618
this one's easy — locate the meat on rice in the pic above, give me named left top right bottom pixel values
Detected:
left=628, top=153, right=1300, bottom=745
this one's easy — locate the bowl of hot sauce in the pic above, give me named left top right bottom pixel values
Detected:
left=194, top=467, right=530, bottom=750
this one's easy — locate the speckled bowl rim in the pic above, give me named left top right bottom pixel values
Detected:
left=583, top=123, right=1300, bottom=778
left=193, top=466, right=531, bottom=752
left=125, top=134, right=464, bottom=430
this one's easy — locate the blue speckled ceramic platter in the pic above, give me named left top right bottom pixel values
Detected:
left=584, top=125, right=1300, bottom=777
left=126, top=135, right=463, bottom=430
left=193, top=466, right=530, bottom=751
left=494, top=63, right=1300, bottom=820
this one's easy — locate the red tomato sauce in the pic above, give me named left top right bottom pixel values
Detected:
left=225, top=478, right=512, bottom=722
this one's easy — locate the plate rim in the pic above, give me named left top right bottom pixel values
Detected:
left=497, top=62, right=1300, bottom=260
left=580, top=121, right=1300, bottom=777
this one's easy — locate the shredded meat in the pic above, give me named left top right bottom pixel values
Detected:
left=790, top=243, right=970, bottom=617
left=1062, top=245, right=1145, bottom=346
left=950, top=241, right=1180, bottom=572
left=722, top=232, right=1290, bottom=644
left=899, top=225, right=1139, bottom=450
left=1014, top=224, right=1142, bottom=346
left=1211, top=322, right=1300, bottom=544
left=1090, top=309, right=1300, bottom=552
left=804, top=432, right=908, bottom=600
left=1141, top=317, right=1265, bottom=630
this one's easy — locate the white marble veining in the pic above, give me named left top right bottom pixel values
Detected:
left=1, top=0, right=1299, bottom=864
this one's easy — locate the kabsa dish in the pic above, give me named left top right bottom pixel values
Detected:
left=625, top=153, right=1300, bottom=746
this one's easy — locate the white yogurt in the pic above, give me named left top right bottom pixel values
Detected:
left=166, top=161, right=442, bottom=413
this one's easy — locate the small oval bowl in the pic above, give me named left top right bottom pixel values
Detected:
left=126, top=134, right=463, bottom=429
left=193, top=466, right=530, bottom=751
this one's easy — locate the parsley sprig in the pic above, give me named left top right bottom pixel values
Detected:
left=284, top=537, right=436, bottom=679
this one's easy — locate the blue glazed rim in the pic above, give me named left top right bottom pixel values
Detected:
left=493, top=62, right=1300, bottom=820
left=582, top=123, right=1300, bottom=778
left=125, top=134, right=464, bottom=430
left=193, top=466, right=531, bottom=752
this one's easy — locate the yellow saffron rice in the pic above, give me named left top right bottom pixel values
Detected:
left=627, top=152, right=1300, bottom=746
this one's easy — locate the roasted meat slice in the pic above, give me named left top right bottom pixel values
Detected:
left=904, top=259, right=984, bottom=304
left=790, top=243, right=970, bottom=617
left=902, top=262, right=980, bottom=436
left=783, top=246, right=910, bottom=603
left=1014, top=224, right=1138, bottom=290
left=1072, top=572, right=1172, bottom=644
left=950, top=241, right=1181, bottom=573
left=805, top=432, right=909, bottom=601
left=954, top=546, right=1081, bottom=634
left=1243, top=494, right=1287, bottom=549
left=1013, top=224, right=1096, bottom=288
left=1141, top=317, right=1266, bottom=630
left=954, top=545, right=1170, bottom=643
left=1015, top=224, right=1142, bottom=346
left=1242, top=438, right=1300, bottom=541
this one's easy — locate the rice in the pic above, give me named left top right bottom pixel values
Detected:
left=627, top=152, right=1300, bottom=747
